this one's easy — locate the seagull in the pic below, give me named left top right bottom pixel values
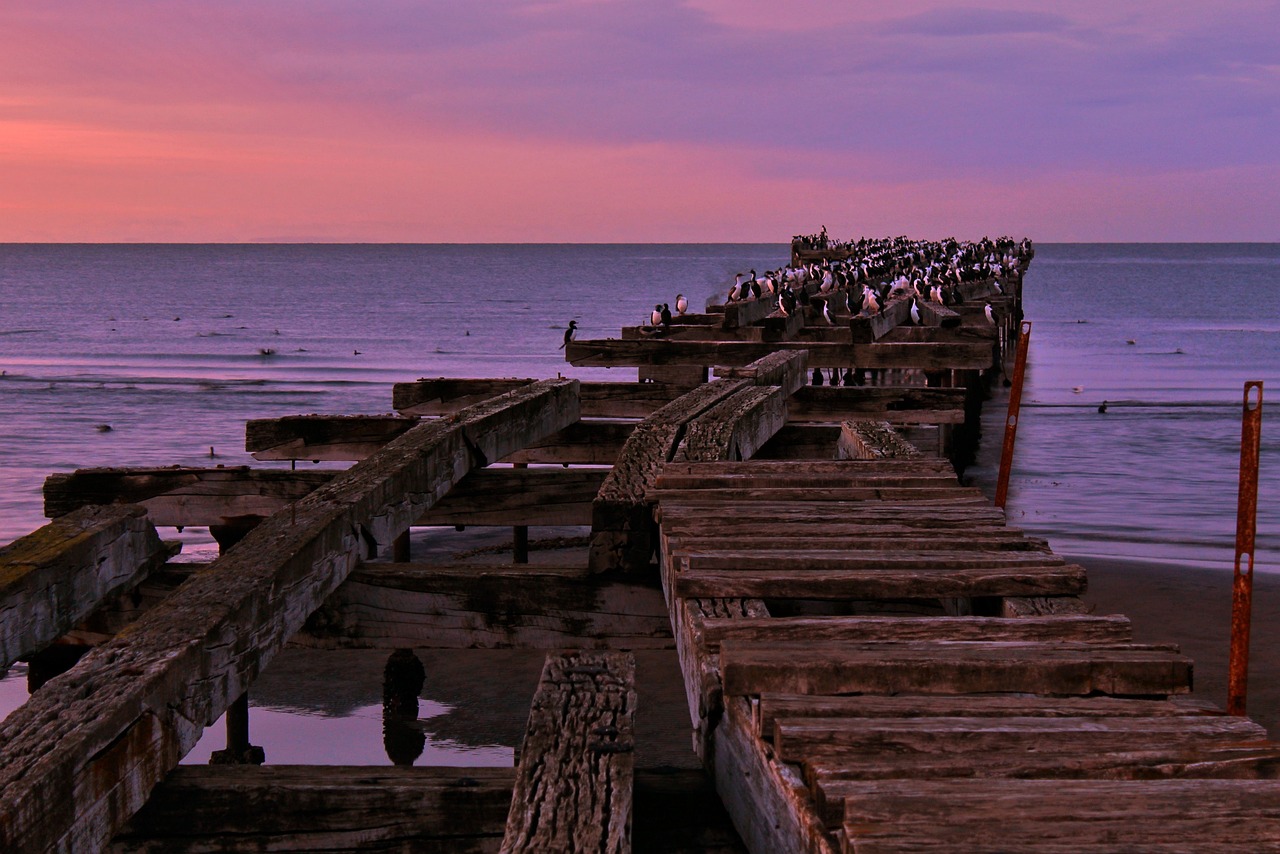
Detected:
left=675, top=294, right=688, bottom=315
left=559, top=320, right=578, bottom=349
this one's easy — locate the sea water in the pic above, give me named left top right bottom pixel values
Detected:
left=1, top=242, right=1276, bottom=763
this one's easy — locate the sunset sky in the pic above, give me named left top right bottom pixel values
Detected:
left=2, top=2, right=1277, bottom=242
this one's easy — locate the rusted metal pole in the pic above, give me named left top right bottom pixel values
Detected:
left=1228, top=380, right=1264, bottom=716
left=994, top=321, right=1032, bottom=509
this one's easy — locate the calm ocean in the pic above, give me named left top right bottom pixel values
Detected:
left=1, top=243, right=1276, bottom=763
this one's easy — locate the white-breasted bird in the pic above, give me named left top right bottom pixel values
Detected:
left=984, top=303, right=995, bottom=324
left=650, top=304, right=663, bottom=327
left=675, top=294, right=688, bottom=315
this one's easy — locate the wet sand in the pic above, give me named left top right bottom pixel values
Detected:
left=1078, top=555, right=1280, bottom=736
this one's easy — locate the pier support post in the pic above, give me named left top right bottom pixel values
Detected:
left=1228, top=381, right=1264, bottom=716
left=210, top=693, right=264, bottom=765
left=392, top=531, right=411, bottom=562
left=513, top=463, right=529, bottom=563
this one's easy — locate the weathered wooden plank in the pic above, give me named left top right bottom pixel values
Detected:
left=1002, top=595, right=1092, bottom=617
left=839, top=779, right=1280, bottom=852
left=652, top=487, right=985, bottom=505
left=675, top=550, right=1067, bottom=572
left=248, top=416, right=634, bottom=465
left=416, top=466, right=606, bottom=526
left=658, top=459, right=957, bottom=477
left=660, top=521, right=1022, bottom=540
left=837, top=421, right=921, bottom=461
left=676, top=565, right=1088, bottom=601
left=913, top=299, right=962, bottom=328
left=0, top=505, right=170, bottom=668
left=719, top=640, right=1192, bottom=698
left=711, top=697, right=837, bottom=854
left=294, top=562, right=673, bottom=650
left=110, top=765, right=516, bottom=853
left=43, top=467, right=336, bottom=527
left=501, top=651, right=636, bottom=854
left=681, top=386, right=789, bottom=463
left=565, top=339, right=994, bottom=370
left=591, top=379, right=748, bottom=572
left=789, top=386, right=967, bottom=425
left=0, top=378, right=580, bottom=854
left=245, top=414, right=418, bottom=461
left=699, top=614, right=1133, bottom=653
left=395, top=380, right=691, bottom=420
left=658, top=503, right=1008, bottom=526
left=722, top=296, right=776, bottom=330
left=848, top=297, right=912, bottom=343
left=391, top=377, right=538, bottom=414
left=760, top=694, right=1220, bottom=740
left=667, top=534, right=1048, bottom=554
left=713, top=350, right=810, bottom=396
left=774, top=714, right=1268, bottom=764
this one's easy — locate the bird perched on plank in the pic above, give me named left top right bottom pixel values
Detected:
left=559, top=320, right=578, bottom=350
left=675, top=294, right=688, bottom=315
left=650, top=304, right=663, bottom=327
left=984, top=303, right=995, bottom=324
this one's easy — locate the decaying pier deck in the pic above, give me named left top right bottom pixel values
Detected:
left=2, top=234, right=1278, bottom=852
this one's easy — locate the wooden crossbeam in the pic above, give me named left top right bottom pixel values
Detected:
left=674, top=565, right=1088, bottom=600
left=248, top=416, right=634, bottom=465
left=718, top=640, right=1192, bottom=698
left=502, top=651, right=636, bottom=854
left=838, top=780, right=1280, bottom=852
left=789, top=386, right=966, bottom=425
left=296, top=562, right=672, bottom=650
left=0, top=378, right=580, bottom=853
left=681, top=386, right=789, bottom=463
left=564, top=339, right=994, bottom=370
left=44, top=465, right=605, bottom=530
left=110, top=766, right=515, bottom=852
left=417, top=467, right=606, bottom=526
left=395, top=379, right=688, bottom=419
left=0, top=505, right=169, bottom=668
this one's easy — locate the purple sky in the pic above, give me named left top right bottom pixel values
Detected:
left=2, top=1, right=1277, bottom=241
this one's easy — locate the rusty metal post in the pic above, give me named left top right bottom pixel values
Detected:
left=1228, top=381, right=1264, bottom=715
left=994, top=321, right=1032, bottom=508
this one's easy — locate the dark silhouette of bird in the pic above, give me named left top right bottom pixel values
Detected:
left=559, top=320, right=578, bottom=350
left=1098, top=400, right=1108, bottom=414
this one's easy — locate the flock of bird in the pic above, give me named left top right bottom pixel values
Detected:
left=559, top=235, right=1032, bottom=351
left=719, top=234, right=1032, bottom=330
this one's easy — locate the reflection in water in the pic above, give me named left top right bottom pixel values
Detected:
left=383, top=649, right=426, bottom=766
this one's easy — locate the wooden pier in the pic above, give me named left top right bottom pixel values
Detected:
left=3, top=235, right=1279, bottom=851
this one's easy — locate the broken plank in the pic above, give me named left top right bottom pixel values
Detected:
left=0, top=505, right=169, bottom=668
left=0, top=378, right=580, bottom=854
left=391, top=377, right=537, bottom=415
left=245, top=414, right=418, bottom=461
left=501, top=651, right=636, bottom=854
left=719, top=640, right=1192, bottom=698
left=837, top=421, right=921, bottom=460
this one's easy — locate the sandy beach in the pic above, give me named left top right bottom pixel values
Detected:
left=1078, top=554, right=1280, bottom=736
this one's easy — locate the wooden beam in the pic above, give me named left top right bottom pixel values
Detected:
left=245, top=414, right=417, bottom=461
left=848, top=297, right=912, bottom=343
left=682, top=386, right=789, bottom=463
left=0, top=505, right=169, bottom=668
left=391, top=377, right=537, bottom=414
left=718, top=640, right=1192, bottom=698
left=837, top=421, right=922, bottom=460
left=755, top=424, right=841, bottom=459
left=45, top=465, right=604, bottom=530
left=675, top=565, right=1088, bottom=601
left=713, top=349, right=809, bottom=396
left=396, top=380, right=690, bottom=420
left=295, top=562, right=673, bottom=650
left=565, top=339, right=994, bottom=370
left=416, top=467, right=607, bottom=526
left=43, top=468, right=335, bottom=527
left=913, top=299, right=962, bottom=328
left=504, top=420, right=635, bottom=465
left=722, top=296, right=775, bottom=330
left=0, top=378, right=580, bottom=854
left=502, top=651, right=636, bottom=854
left=789, top=386, right=966, bottom=425
left=110, top=766, right=515, bottom=853
left=591, top=379, right=748, bottom=572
